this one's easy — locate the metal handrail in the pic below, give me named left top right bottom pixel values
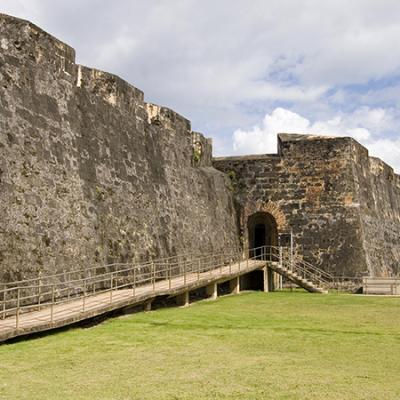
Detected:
left=278, top=251, right=333, bottom=288
left=1, top=250, right=238, bottom=288
left=287, top=259, right=364, bottom=291
left=0, top=246, right=275, bottom=326
left=293, top=257, right=334, bottom=281
left=2, top=245, right=357, bottom=330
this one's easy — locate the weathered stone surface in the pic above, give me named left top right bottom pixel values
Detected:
left=214, top=134, right=400, bottom=277
left=1, top=13, right=399, bottom=283
left=0, top=14, right=239, bottom=283
left=351, top=143, right=400, bottom=276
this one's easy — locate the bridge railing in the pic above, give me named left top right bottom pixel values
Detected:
left=0, top=246, right=277, bottom=328
left=1, top=245, right=365, bottom=329
left=251, top=246, right=335, bottom=289
left=277, top=249, right=364, bottom=291
left=286, top=254, right=334, bottom=289
left=249, top=245, right=280, bottom=261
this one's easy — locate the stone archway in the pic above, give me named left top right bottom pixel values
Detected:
left=241, top=200, right=287, bottom=252
left=247, top=212, right=278, bottom=258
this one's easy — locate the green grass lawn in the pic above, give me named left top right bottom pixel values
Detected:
left=1, top=291, right=400, bottom=400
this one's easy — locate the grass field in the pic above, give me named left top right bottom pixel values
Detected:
left=1, top=291, right=400, bottom=400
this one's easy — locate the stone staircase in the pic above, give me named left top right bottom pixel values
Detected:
left=264, top=248, right=333, bottom=293
left=269, top=261, right=328, bottom=293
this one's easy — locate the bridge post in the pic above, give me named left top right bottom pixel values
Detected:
left=38, top=273, right=42, bottom=308
left=176, top=291, right=189, bottom=307
left=229, top=276, right=240, bottom=294
left=206, top=282, right=217, bottom=300
left=133, top=267, right=136, bottom=296
left=274, top=272, right=280, bottom=290
left=290, top=232, right=294, bottom=270
left=168, top=259, right=171, bottom=289
left=144, top=300, right=153, bottom=312
left=263, top=267, right=270, bottom=292
left=197, top=258, right=201, bottom=281
left=83, top=279, right=86, bottom=312
left=16, top=288, right=20, bottom=329
left=2, top=287, right=6, bottom=320
left=110, top=273, right=113, bottom=304
left=66, top=272, right=70, bottom=302
left=152, top=261, right=155, bottom=292
left=92, top=270, right=95, bottom=294
left=51, top=285, right=54, bottom=323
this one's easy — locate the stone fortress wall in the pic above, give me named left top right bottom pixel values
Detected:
left=214, top=134, right=400, bottom=277
left=351, top=143, right=400, bottom=276
left=1, top=13, right=399, bottom=283
left=0, top=14, right=239, bottom=283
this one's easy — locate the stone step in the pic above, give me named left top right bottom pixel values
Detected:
left=269, top=262, right=327, bottom=294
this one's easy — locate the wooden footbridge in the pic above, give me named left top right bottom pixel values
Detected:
left=0, top=246, right=332, bottom=342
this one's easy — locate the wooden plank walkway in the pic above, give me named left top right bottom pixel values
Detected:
left=0, top=258, right=266, bottom=342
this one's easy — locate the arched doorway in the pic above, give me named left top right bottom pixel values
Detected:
left=247, top=212, right=278, bottom=258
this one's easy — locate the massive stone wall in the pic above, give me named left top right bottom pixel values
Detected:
left=1, top=13, right=399, bottom=283
left=351, top=142, right=400, bottom=276
left=0, top=14, right=239, bottom=283
left=214, top=134, right=400, bottom=277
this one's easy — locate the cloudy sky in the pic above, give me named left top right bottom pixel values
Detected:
left=2, top=0, right=400, bottom=171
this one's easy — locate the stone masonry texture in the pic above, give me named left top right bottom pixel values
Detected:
left=0, top=14, right=239, bottom=284
left=214, top=134, right=400, bottom=277
left=1, top=14, right=400, bottom=283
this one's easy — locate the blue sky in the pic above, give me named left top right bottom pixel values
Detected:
left=1, top=0, right=400, bottom=171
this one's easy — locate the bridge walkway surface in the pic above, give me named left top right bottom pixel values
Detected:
left=0, top=256, right=266, bottom=342
left=0, top=246, right=331, bottom=342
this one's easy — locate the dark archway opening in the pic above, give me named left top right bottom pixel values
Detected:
left=248, top=212, right=278, bottom=258
left=254, top=224, right=266, bottom=249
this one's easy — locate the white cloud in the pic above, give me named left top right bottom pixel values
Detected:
left=233, top=107, right=400, bottom=172
left=2, top=1, right=400, bottom=104
left=366, top=139, right=400, bottom=173
left=233, top=108, right=309, bottom=154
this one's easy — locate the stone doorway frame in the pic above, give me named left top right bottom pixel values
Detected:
left=241, top=200, right=288, bottom=252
